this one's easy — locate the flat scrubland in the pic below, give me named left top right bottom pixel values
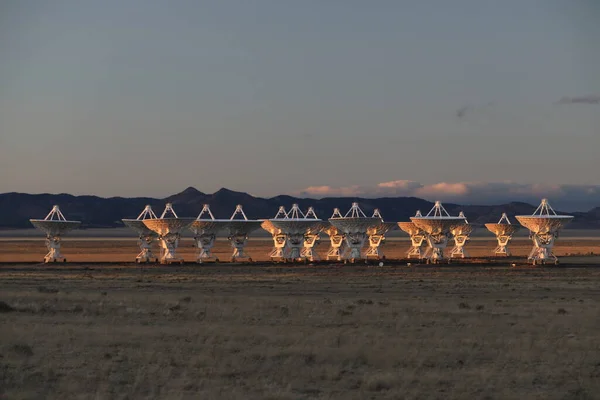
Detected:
left=2, top=239, right=600, bottom=399
left=1, top=236, right=600, bottom=263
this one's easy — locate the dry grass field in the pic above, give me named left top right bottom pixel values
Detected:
left=1, top=235, right=600, bottom=263
left=2, top=238, right=600, bottom=399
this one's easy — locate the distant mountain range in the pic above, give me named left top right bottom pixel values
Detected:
left=0, top=187, right=599, bottom=229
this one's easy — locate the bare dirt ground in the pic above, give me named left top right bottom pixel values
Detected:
left=2, top=239, right=600, bottom=399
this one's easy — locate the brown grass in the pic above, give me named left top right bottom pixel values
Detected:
left=1, top=236, right=600, bottom=263
left=2, top=259, right=600, bottom=399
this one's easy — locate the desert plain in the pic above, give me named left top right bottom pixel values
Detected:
left=2, top=235, right=600, bottom=399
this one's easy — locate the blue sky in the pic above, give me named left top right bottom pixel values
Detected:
left=1, top=1, right=599, bottom=210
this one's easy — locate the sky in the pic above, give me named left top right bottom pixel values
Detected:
left=1, top=1, right=599, bottom=211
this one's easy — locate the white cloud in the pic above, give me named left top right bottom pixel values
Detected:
left=414, top=182, right=470, bottom=197
left=294, top=181, right=600, bottom=212
left=301, top=185, right=363, bottom=197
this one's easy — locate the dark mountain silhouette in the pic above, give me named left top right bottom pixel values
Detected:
left=0, top=187, right=598, bottom=229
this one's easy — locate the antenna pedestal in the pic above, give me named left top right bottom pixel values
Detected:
left=158, top=233, right=184, bottom=264
left=343, top=233, right=367, bottom=262
left=365, top=234, right=386, bottom=260
left=494, top=235, right=512, bottom=256
left=44, top=236, right=65, bottom=263
left=425, top=234, right=449, bottom=263
left=229, top=234, right=252, bottom=262
left=407, top=235, right=426, bottom=259
left=450, top=235, right=470, bottom=258
left=194, top=233, right=218, bottom=263
left=528, top=233, right=558, bottom=265
left=301, top=233, right=320, bottom=261
left=286, top=233, right=304, bottom=261
left=269, top=234, right=288, bottom=261
left=136, top=235, right=156, bottom=263
left=326, top=234, right=344, bottom=261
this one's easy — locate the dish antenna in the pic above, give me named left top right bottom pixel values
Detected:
left=449, top=211, right=474, bottom=259
left=262, top=207, right=288, bottom=261
left=300, top=207, right=326, bottom=262
left=328, top=203, right=381, bottom=263
left=266, top=204, right=323, bottom=262
left=188, top=204, right=224, bottom=263
left=410, top=201, right=466, bottom=263
left=30, top=205, right=81, bottom=263
left=485, top=213, right=520, bottom=256
left=122, top=205, right=159, bottom=263
left=222, top=205, right=262, bottom=262
left=398, top=210, right=427, bottom=259
left=323, top=209, right=345, bottom=261
left=142, top=203, right=195, bottom=264
left=515, top=199, right=573, bottom=265
left=365, top=209, right=397, bottom=260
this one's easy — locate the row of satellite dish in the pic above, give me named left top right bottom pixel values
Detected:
left=28, top=198, right=573, bottom=266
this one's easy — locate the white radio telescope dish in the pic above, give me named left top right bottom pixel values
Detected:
left=328, top=203, right=381, bottom=262
left=449, top=211, right=474, bottom=259
left=322, top=215, right=345, bottom=261
left=365, top=209, right=397, bottom=260
left=398, top=210, right=427, bottom=259
left=262, top=206, right=287, bottom=261
left=266, top=204, right=323, bottom=262
left=30, top=205, right=81, bottom=263
left=122, top=205, right=159, bottom=263
left=221, top=205, right=263, bottom=262
left=515, top=198, right=573, bottom=265
left=485, top=213, right=520, bottom=256
left=142, top=203, right=195, bottom=264
left=410, top=201, right=466, bottom=263
left=188, top=204, right=228, bottom=263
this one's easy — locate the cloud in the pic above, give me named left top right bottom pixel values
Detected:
left=377, top=180, right=423, bottom=191
left=556, top=95, right=600, bottom=105
left=415, top=182, right=470, bottom=197
left=301, top=185, right=363, bottom=197
left=295, top=181, right=600, bottom=212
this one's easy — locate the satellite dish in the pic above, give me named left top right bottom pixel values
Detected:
left=122, top=205, right=158, bottom=263
left=398, top=221, right=425, bottom=236
left=328, top=203, right=381, bottom=262
left=142, top=203, right=195, bottom=264
left=515, top=199, right=574, bottom=265
left=262, top=207, right=288, bottom=261
left=220, top=205, right=262, bottom=262
left=267, top=204, right=323, bottom=262
left=320, top=219, right=344, bottom=261
left=30, top=205, right=81, bottom=263
left=188, top=204, right=226, bottom=263
left=485, top=213, right=520, bottom=257
left=449, top=211, right=474, bottom=259
left=365, top=209, right=397, bottom=261
left=410, top=201, right=466, bottom=263
left=398, top=216, right=427, bottom=259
